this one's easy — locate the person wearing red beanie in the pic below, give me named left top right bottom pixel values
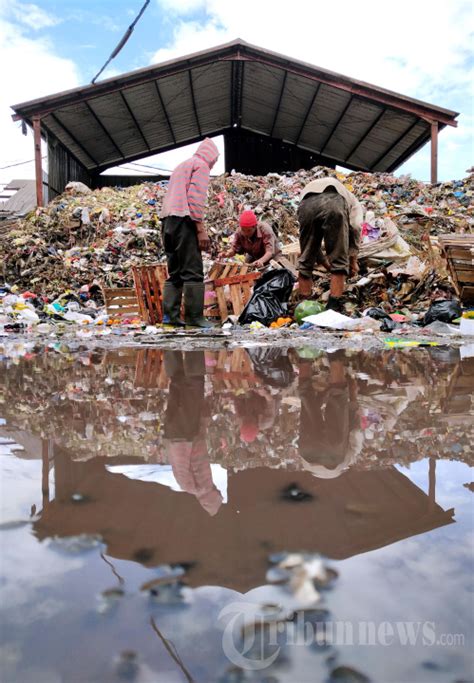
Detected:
left=219, top=210, right=281, bottom=267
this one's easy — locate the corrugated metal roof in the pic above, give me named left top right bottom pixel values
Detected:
left=11, top=40, right=458, bottom=174
left=0, top=179, right=36, bottom=217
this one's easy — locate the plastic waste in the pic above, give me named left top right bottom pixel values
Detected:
left=63, top=311, right=94, bottom=324
left=270, top=316, right=292, bottom=328
left=249, top=321, right=265, bottom=331
left=239, top=269, right=295, bottom=326
left=460, top=311, right=474, bottom=336
left=65, top=181, right=91, bottom=195
left=296, top=347, right=324, bottom=359
left=295, top=300, right=325, bottom=324
left=422, top=299, right=461, bottom=326
left=423, top=321, right=462, bottom=336
left=363, top=308, right=399, bottom=332
left=302, top=309, right=362, bottom=330
left=363, top=307, right=391, bottom=321
left=16, top=307, right=39, bottom=323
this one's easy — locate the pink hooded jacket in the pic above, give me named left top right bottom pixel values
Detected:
left=160, top=138, right=219, bottom=223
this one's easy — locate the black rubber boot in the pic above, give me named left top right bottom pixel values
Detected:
left=326, top=295, right=345, bottom=313
left=162, top=282, right=185, bottom=326
left=183, top=282, right=215, bottom=328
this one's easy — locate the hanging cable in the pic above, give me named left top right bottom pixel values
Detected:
left=91, top=0, right=150, bottom=84
left=0, top=157, right=47, bottom=171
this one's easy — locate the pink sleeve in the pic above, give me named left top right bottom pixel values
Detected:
left=187, top=160, right=210, bottom=221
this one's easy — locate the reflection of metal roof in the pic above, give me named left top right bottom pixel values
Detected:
left=36, top=460, right=454, bottom=593
left=11, top=40, right=458, bottom=174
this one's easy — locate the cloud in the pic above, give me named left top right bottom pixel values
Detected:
left=2, top=0, right=61, bottom=30
left=0, top=1, right=80, bottom=185
left=155, top=0, right=206, bottom=14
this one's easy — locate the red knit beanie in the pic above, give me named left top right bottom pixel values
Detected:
left=239, top=210, right=258, bottom=228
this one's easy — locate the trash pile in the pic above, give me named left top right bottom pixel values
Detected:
left=1, top=181, right=167, bottom=298
left=0, top=166, right=472, bottom=335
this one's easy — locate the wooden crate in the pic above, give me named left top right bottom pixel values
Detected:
left=439, top=235, right=474, bottom=304
left=132, top=263, right=168, bottom=324
left=134, top=349, right=169, bottom=389
left=102, top=287, right=140, bottom=319
left=211, top=349, right=259, bottom=390
left=204, top=262, right=260, bottom=321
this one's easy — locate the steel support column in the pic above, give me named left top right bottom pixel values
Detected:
left=431, top=120, right=438, bottom=184
left=33, top=115, right=43, bottom=207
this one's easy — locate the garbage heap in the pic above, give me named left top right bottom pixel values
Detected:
left=0, top=167, right=472, bottom=325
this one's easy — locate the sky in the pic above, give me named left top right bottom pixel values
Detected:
left=0, top=0, right=473, bottom=188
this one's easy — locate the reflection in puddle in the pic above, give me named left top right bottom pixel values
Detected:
left=0, top=344, right=473, bottom=682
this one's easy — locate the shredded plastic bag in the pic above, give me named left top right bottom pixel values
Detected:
left=422, top=299, right=461, bottom=326
left=239, top=269, right=295, bottom=326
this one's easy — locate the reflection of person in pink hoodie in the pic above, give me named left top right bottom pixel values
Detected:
left=163, top=350, right=223, bottom=516
left=160, top=138, right=219, bottom=327
left=166, top=441, right=223, bottom=516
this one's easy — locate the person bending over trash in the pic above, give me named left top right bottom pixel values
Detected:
left=297, top=178, right=362, bottom=311
left=219, top=210, right=281, bottom=268
left=160, top=138, right=219, bottom=327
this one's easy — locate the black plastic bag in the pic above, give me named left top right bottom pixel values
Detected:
left=364, top=307, right=391, bottom=321
left=423, top=299, right=461, bottom=326
left=238, top=291, right=285, bottom=326
left=364, top=307, right=399, bottom=331
left=239, top=269, right=295, bottom=326
left=247, top=347, right=295, bottom=387
left=380, top=318, right=400, bottom=332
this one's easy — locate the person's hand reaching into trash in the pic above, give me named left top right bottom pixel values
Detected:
left=218, top=248, right=234, bottom=259
left=196, top=222, right=210, bottom=251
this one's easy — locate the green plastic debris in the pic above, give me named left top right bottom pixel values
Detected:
left=296, top=347, right=324, bottom=359
left=295, top=300, right=325, bottom=325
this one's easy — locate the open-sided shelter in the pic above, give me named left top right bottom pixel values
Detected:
left=11, top=40, right=459, bottom=206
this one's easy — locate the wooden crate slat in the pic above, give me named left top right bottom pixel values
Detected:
left=230, top=284, right=244, bottom=315
left=214, top=272, right=261, bottom=287
left=216, top=286, right=228, bottom=321
left=131, top=269, right=144, bottom=320
left=103, top=285, right=141, bottom=319
left=439, top=234, right=474, bottom=304
left=132, top=263, right=168, bottom=324
left=241, top=281, right=251, bottom=302
left=455, top=269, right=474, bottom=283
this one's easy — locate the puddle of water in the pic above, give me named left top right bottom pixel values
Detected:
left=0, top=344, right=473, bottom=682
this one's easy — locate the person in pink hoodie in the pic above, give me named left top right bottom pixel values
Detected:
left=160, top=138, right=219, bottom=327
